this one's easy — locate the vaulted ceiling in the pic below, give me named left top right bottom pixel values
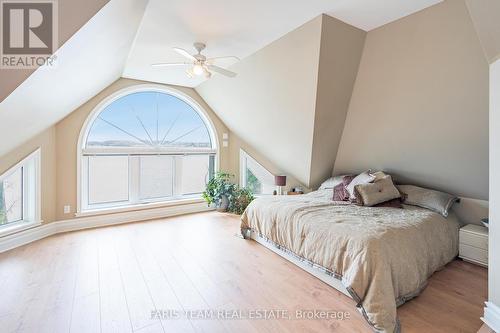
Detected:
left=0, top=0, right=110, bottom=102
left=0, top=0, right=148, bottom=156
left=123, top=0, right=443, bottom=87
left=0, top=0, right=444, bottom=157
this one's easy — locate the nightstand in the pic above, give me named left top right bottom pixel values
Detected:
left=287, top=191, right=304, bottom=195
left=459, top=224, right=488, bottom=267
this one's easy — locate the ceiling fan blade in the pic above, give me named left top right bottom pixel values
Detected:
left=151, top=62, right=188, bottom=67
left=173, top=47, right=197, bottom=61
left=206, top=56, right=240, bottom=63
left=203, top=67, right=212, bottom=78
left=207, top=65, right=237, bottom=78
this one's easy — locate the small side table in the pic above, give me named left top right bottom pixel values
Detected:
left=287, top=191, right=304, bottom=195
left=459, top=224, right=488, bottom=267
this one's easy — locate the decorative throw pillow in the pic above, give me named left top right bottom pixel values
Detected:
left=345, top=170, right=376, bottom=200
left=332, top=183, right=346, bottom=201
left=332, top=175, right=355, bottom=201
left=354, top=176, right=401, bottom=207
left=319, top=175, right=345, bottom=190
left=370, top=171, right=387, bottom=182
left=397, top=185, right=458, bottom=217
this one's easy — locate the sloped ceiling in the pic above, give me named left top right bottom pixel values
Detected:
left=197, top=17, right=323, bottom=186
left=196, top=15, right=366, bottom=187
left=309, top=15, right=366, bottom=188
left=0, top=0, right=110, bottom=103
left=0, top=0, right=444, bottom=158
left=465, top=0, right=500, bottom=63
left=123, top=0, right=442, bottom=88
left=0, top=0, right=148, bottom=157
left=333, top=0, right=489, bottom=199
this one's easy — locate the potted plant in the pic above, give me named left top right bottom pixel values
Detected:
left=228, top=187, right=254, bottom=215
left=202, top=172, right=236, bottom=212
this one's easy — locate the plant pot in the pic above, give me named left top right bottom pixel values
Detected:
left=216, top=195, right=229, bottom=212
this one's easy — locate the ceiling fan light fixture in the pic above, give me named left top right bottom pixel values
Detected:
left=153, top=43, right=238, bottom=79
left=192, top=63, right=204, bottom=76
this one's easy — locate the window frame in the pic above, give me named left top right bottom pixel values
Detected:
left=239, top=149, right=275, bottom=196
left=77, top=84, right=219, bottom=214
left=0, top=149, right=41, bottom=236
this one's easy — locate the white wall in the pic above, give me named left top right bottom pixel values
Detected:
left=489, top=58, right=500, bottom=311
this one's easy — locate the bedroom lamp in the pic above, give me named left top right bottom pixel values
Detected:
left=275, top=175, right=287, bottom=195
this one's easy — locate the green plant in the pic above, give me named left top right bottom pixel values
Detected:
left=202, top=171, right=236, bottom=208
left=202, top=171, right=255, bottom=214
left=228, top=187, right=254, bottom=215
left=246, top=169, right=262, bottom=194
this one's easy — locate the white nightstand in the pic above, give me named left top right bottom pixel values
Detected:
left=459, top=224, right=488, bottom=267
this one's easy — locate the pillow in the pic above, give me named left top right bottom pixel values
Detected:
left=333, top=183, right=347, bottom=201
left=397, top=185, right=458, bottom=217
left=354, top=176, right=401, bottom=206
left=319, top=175, right=345, bottom=190
left=374, top=198, right=403, bottom=209
left=332, top=175, right=355, bottom=201
left=370, top=171, right=387, bottom=182
left=346, top=170, right=376, bottom=200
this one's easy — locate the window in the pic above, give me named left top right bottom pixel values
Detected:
left=80, top=89, right=217, bottom=212
left=0, top=149, right=40, bottom=229
left=239, top=149, right=275, bottom=195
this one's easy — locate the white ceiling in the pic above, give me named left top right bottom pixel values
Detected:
left=123, top=0, right=443, bottom=87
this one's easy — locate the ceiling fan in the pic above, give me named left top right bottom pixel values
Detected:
left=152, top=42, right=239, bottom=79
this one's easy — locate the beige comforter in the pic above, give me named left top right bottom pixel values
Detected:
left=240, top=190, right=460, bottom=333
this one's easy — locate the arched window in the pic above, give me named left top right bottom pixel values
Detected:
left=79, top=87, right=217, bottom=212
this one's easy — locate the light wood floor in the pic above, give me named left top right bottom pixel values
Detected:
left=0, top=212, right=487, bottom=333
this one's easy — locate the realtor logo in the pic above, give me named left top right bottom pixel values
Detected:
left=1, top=0, right=57, bottom=68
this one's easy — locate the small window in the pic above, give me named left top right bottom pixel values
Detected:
left=239, top=149, right=275, bottom=195
left=0, top=149, right=40, bottom=229
left=0, top=168, right=23, bottom=223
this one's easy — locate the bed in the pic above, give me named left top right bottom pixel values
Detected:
left=240, top=189, right=460, bottom=333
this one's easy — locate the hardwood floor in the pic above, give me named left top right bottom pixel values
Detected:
left=0, top=212, right=488, bottom=333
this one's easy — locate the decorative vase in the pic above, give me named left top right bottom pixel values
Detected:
left=217, top=195, right=229, bottom=212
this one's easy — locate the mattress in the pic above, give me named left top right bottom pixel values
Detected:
left=240, top=190, right=460, bottom=333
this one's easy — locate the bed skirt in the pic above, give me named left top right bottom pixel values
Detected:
left=242, top=228, right=351, bottom=297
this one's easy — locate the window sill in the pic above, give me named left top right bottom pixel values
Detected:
left=76, top=197, right=207, bottom=218
left=0, top=220, right=43, bottom=238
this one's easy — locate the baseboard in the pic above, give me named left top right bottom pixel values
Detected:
left=482, top=302, right=500, bottom=332
left=0, top=223, right=57, bottom=254
left=0, top=201, right=213, bottom=253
